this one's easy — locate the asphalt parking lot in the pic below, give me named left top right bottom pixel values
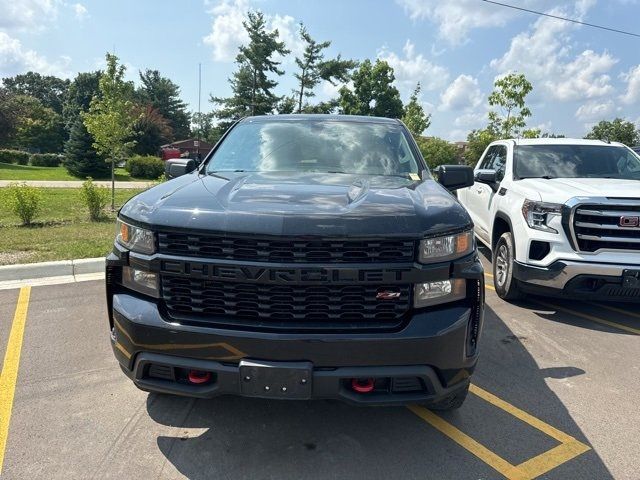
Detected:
left=0, top=252, right=639, bottom=479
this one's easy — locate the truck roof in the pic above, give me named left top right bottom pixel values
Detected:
left=241, top=114, right=401, bottom=125
left=507, top=138, right=626, bottom=147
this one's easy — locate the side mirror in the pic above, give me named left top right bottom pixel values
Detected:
left=474, top=169, right=499, bottom=191
left=165, top=158, right=197, bottom=179
left=436, top=165, right=474, bottom=191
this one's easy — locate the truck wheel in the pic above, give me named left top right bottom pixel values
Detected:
left=426, top=384, right=469, bottom=411
left=493, top=232, right=521, bottom=300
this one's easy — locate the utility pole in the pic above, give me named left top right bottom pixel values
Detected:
left=197, top=63, right=201, bottom=161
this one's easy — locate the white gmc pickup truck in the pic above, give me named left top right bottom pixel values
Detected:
left=458, top=138, right=640, bottom=302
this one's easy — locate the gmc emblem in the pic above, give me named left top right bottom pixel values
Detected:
left=619, top=216, right=639, bottom=228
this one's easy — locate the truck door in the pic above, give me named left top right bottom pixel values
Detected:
left=467, top=145, right=506, bottom=244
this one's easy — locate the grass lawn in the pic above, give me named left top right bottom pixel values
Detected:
left=0, top=163, right=144, bottom=181
left=0, top=188, right=144, bottom=265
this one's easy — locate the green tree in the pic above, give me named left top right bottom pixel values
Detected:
left=0, top=90, right=26, bottom=147
left=487, top=72, right=533, bottom=138
left=62, top=71, right=101, bottom=132
left=464, top=128, right=497, bottom=165
left=10, top=95, right=65, bottom=152
left=130, top=105, right=173, bottom=155
left=137, top=69, right=190, bottom=140
left=293, top=24, right=357, bottom=113
left=212, top=11, right=290, bottom=125
left=415, top=136, right=457, bottom=169
left=83, top=53, right=136, bottom=210
left=584, top=118, right=640, bottom=146
left=191, top=111, right=225, bottom=144
left=64, top=117, right=109, bottom=178
left=2, top=72, right=69, bottom=114
left=522, top=128, right=541, bottom=139
left=338, top=59, right=403, bottom=119
left=402, top=83, right=431, bottom=137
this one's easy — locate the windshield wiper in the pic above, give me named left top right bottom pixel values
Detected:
left=519, top=175, right=555, bottom=179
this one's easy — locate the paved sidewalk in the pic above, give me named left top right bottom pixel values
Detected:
left=0, top=180, right=152, bottom=189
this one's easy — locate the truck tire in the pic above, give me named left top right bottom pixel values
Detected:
left=426, top=383, right=469, bottom=411
left=493, top=232, right=522, bottom=300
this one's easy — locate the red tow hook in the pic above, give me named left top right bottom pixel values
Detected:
left=351, top=378, right=375, bottom=393
left=188, top=370, right=212, bottom=385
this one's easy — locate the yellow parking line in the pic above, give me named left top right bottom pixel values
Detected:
left=0, top=287, right=31, bottom=475
left=409, top=383, right=590, bottom=480
left=407, top=404, right=528, bottom=480
left=535, top=301, right=640, bottom=335
left=485, top=271, right=494, bottom=278
left=590, top=303, right=640, bottom=321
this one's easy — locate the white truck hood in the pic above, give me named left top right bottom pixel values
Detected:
left=514, top=178, right=640, bottom=203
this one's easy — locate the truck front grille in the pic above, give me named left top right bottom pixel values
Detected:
left=572, top=202, right=640, bottom=252
left=161, top=274, right=411, bottom=329
left=157, top=232, right=416, bottom=264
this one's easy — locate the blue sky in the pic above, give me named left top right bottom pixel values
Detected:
left=1, top=0, right=639, bottom=140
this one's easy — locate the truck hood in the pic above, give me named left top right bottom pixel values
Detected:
left=515, top=178, right=640, bottom=203
left=120, top=172, right=472, bottom=237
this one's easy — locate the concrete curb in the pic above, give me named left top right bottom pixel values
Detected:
left=0, top=257, right=105, bottom=282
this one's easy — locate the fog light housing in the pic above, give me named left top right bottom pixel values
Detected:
left=122, top=266, right=160, bottom=298
left=414, top=278, right=466, bottom=308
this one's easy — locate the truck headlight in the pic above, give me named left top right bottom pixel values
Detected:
left=122, top=267, right=160, bottom=298
left=418, top=230, right=474, bottom=263
left=414, top=279, right=466, bottom=308
left=116, top=219, right=155, bottom=254
left=521, top=200, right=562, bottom=234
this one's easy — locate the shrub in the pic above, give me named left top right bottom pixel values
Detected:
left=0, top=149, right=30, bottom=165
left=30, top=153, right=63, bottom=167
left=80, top=177, right=109, bottom=221
left=125, top=155, right=164, bottom=179
left=2, top=182, right=42, bottom=226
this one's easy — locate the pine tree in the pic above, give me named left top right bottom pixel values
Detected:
left=64, top=117, right=109, bottom=178
left=212, top=11, right=290, bottom=126
left=294, top=24, right=357, bottom=113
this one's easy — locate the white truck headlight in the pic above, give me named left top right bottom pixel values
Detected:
left=521, top=200, right=562, bottom=234
left=418, top=230, right=474, bottom=263
left=116, top=219, right=155, bottom=254
left=414, top=279, right=466, bottom=308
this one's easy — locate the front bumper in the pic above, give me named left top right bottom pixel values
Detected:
left=514, top=260, right=640, bottom=301
left=110, top=291, right=480, bottom=405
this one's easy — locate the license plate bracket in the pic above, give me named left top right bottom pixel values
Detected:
left=239, top=360, right=313, bottom=399
left=622, top=269, right=640, bottom=288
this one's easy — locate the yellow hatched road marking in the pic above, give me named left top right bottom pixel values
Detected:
left=409, top=383, right=590, bottom=480
left=535, top=301, right=640, bottom=335
left=0, top=287, right=31, bottom=475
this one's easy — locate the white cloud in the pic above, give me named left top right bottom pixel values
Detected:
left=73, top=2, right=88, bottom=20
left=0, top=31, right=71, bottom=77
left=396, top=0, right=553, bottom=45
left=0, top=0, right=60, bottom=30
left=203, top=0, right=250, bottom=62
left=575, top=100, right=615, bottom=121
left=490, top=3, right=616, bottom=103
left=203, top=0, right=302, bottom=63
left=377, top=40, right=449, bottom=95
left=620, top=65, right=640, bottom=105
left=439, top=74, right=483, bottom=111
left=453, top=111, right=487, bottom=129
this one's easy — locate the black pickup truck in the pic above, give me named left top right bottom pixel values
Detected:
left=106, top=114, right=484, bottom=410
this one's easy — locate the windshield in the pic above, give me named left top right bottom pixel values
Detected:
left=206, top=120, right=422, bottom=177
left=515, top=144, right=640, bottom=180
